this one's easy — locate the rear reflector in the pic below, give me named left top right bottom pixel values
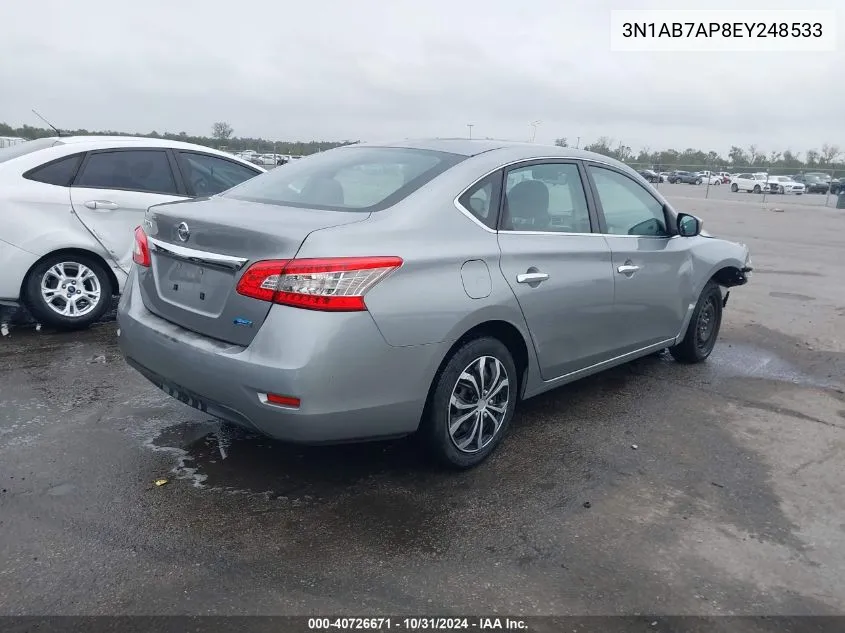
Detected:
left=236, top=256, right=402, bottom=312
left=133, top=226, right=151, bottom=267
left=264, top=393, right=301, bottom=408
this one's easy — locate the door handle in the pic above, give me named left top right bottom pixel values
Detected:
left=84, top=200, right=119, bottom=211
left=617, top=264, right=640, bottom=275
left=516, top=272, right=550, bottom=284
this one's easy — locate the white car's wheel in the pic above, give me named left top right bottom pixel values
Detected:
left=23, top=253, right=113, bottom=330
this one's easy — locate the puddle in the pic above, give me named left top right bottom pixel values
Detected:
left=659, top=342, right=839, bottom=389
left=149, top=420, right=431, bottom=499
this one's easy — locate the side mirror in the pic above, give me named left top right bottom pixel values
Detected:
left=677, top=213, right=701, bottom=237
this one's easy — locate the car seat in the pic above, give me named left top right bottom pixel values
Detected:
left=502, top=180, right=550, bottom=230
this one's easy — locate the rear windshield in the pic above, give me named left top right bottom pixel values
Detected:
left=0, top=138, right=63, bottom=164
left=222, top=146, right=465, bottom=212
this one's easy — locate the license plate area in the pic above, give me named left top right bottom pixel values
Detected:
left=153, top=255, right=234, bottom=316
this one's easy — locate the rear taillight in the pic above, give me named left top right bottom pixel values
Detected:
left=236, top=256, right=402, bottom=312
left=133, top=226, right=151, bottom=267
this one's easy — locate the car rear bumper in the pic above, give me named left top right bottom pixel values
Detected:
left=0, top=240, right=38, bottom=303
left=117, top=269, right=443, bottom=443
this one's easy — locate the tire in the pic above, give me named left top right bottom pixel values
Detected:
left=695, top=179, right=703, bottom=185
left=421, top=337, right=518, bottom=469
left=730, top=183, right=738, bottom=192
left=753, top=185, right=761, bottom=193
left=714, top=180, right=720, bottom=186
left=669, top=282, right=723, bottom=364
left=23, top=253, right=113, bottom=331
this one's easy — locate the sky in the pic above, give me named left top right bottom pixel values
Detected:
left=1, top=0, right=842, bottom=157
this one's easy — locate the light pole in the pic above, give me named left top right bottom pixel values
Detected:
left=467, top=124, right=474, bottom=140
left=529, top=120, right=541, bottom=143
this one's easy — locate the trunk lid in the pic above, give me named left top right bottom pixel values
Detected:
left=137, top=197, right=370, bottom=345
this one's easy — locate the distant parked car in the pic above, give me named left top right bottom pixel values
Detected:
left=698, top=173, right=722, bottom=186
left=669, top=171, right=702, bottom=184
left=765, top=176, right=805, bottom=195
left=730, top=173, right=768, bottom=193
left=117, top=139, right=752, bottom=469
left=790, top=173, right=830, bottom=193
left=637, top=169, right=660, bottom=183
left=807, top=172, right=832, bottom=184
left=0, top=136, right=264, bottom=329
left=830, top=177, right=843, bottom=194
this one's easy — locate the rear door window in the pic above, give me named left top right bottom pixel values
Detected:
left=75, top=150, right=178, bottom=195
left=24, top=153, right=84, bottom=186
left=177, top=151, right=261, bottom=196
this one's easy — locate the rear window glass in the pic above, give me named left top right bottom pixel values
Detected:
left=223, top=146, right=465, bottom=211
left=0, top=138, right=63, bottom=164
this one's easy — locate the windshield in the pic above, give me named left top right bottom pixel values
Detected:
left=223, top=146, right=465, bottom=211
left=0, top=137, right=62, bottom=163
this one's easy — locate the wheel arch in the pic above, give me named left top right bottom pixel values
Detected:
left=21, top=248, right=121, bottom=301
left=424, top=319, right=532, bottom=414
left=710, top=264, right=749, bottom=289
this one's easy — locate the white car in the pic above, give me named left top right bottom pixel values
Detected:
left=698, top=172, right=722, bottom=185
left=765, top=175, right=805, bottom=195
left=730, top=172, right=769, bottom=193
left=0, top=136, right=264, bottom=329
left=257, top=153, right=283, bottom=166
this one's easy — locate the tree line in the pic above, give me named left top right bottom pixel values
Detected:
left=554, top=137, right=845, bottom=175
left=3, top=119, right=842, bottom=175
left=0, top=121, right=358, bottom=156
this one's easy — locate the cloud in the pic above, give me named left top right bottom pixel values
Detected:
left=1, top=0, right=842, bottom=155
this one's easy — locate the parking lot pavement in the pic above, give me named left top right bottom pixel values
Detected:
left=655, top=182, right=839, bottom=208
left=1, top=198, right=844, bottom=617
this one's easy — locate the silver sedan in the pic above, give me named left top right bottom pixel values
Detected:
left=118, top=139, right=752, bottom=469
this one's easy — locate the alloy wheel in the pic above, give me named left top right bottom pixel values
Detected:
left=448, top=356, right=510, bottom=454
left=40, top=261, right=102, bottom=318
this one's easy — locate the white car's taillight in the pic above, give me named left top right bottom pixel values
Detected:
left=236, top=256, right=403, bottom=311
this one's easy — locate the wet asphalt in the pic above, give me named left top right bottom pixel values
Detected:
left=1, top=196, right=844, bottom=617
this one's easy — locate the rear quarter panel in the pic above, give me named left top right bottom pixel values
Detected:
left=292, top=155, right=534, bottom=351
